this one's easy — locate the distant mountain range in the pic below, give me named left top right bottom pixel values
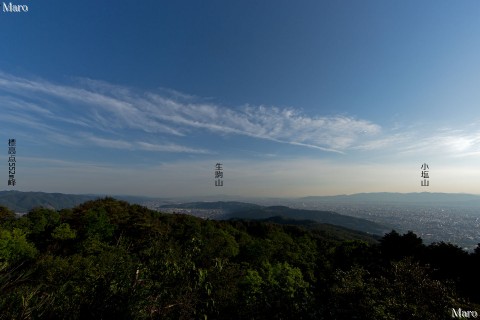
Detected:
left=0, top=191, right=96, bottom=213
left=0, top=191, right=152, bottom=213
left=3, top=191, right=480, bottom=213
left=300, top=192, right=480, bottom=206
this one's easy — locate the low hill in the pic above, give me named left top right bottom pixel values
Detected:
left=223, top=205, right=389, bottom=235
left=160, top=201, right=389, bottom=236
left=160, top=201, right=263, bottom=212
left=244, top=216, right=380, bottom=243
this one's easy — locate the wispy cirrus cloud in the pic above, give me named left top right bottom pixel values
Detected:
left=137, top=141, right=211, bottom=154
left=4, top=72, right=480, bottom=159
left=0, top=72, right=383, bottom=153
left=396, top=129, right=480, bottom=158
left=80, top=133, right=212, bottom=154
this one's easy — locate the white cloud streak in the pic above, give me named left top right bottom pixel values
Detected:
left=391, top=129, right=480, bottom=158
left=78, top=133, right=212, bottom=154
left=5, top=72, right=480, bottom=159
left=0, top=72, right=383, bottom=153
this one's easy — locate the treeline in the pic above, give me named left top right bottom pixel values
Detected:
left=0, top=197, right=479, bottom=319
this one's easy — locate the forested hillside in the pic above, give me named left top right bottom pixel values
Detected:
left=0, top=198, right=478, bottom=319
left=223, top=205, right=388, bottom=235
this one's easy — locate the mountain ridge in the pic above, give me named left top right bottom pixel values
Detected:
left=300, top=192, right=480, bottom=205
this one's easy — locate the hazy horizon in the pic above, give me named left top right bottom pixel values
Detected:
left=3, top=189, right=480, bottom=201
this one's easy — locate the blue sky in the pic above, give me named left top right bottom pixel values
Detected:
left=1, top=1, right=480, bottom=197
